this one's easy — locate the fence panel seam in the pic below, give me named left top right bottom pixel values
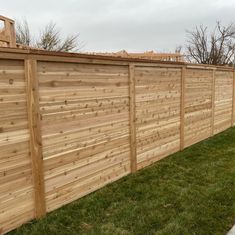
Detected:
left=232, top=70, right=235, bottom=126
left=180, top=66, right=186, bottom=150
left=211, top=69, right=216, bottom=136
left=25, top=59, right=46, bottom=218
left=129, top=64, right=137, bottom=172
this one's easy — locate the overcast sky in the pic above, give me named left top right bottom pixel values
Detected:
left=1, top=0, right=235, bottom=52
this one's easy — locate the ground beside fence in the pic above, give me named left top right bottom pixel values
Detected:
left=10, top=127, right=235, bottom=235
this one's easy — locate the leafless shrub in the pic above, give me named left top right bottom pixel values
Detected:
left=16, top=19, right=31, bottom=46
left=16, top=20, right=81, bottom=52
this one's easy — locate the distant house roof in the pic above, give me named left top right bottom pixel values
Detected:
left=90, top=50, right=184, bottom=62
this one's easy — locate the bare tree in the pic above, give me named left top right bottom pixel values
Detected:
left=58, top=35, right=80, bottom=52
left=36, top=22, right=79, bottom=52
left=16, top=20, right=81, bottom=52
left=186, top=22, right=235, bottom=65
left=16, top=19, right=31, bottom=46
left=175, top=45, right=182, bottom=54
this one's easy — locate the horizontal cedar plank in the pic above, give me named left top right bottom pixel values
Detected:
left=0, top=50, right=235, bottom=235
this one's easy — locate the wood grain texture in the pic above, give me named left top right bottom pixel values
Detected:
left=129, top=64, right=137, bottom=172
left=0, top=59, right=34, bottom=234
left=184, top=69, right=213, bottom=148
left=232, top=71, right=235, bottom=126
left=180, top=66, right=186, bottom=150
left=134, top=66, right=181, bottom=169
left=25, top=59, right=46, bottom=218
left=211, top=69, right=216, bottom=136
left=0, top=50, right=235, bottom=234
left=37, top=62, right=131, bottom=212
left=214, top=70, right=233, bottom=134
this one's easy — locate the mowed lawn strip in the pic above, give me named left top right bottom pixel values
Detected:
left=10, top=127, right=235, bottom=235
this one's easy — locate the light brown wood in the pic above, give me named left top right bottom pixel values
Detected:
left=232, top=71, right=235, bottom=126
left=211, top=69, right=216, bottom=136
left=0, top=47, right=235, bottom=235
left=214, top=70, right=234, bottom=134
left=0, top=59, right=35, bottom=235
left=180, top=66, right=186, bottom=150
left=94, top=50, right=184, bottom=62
left=134, top=66, right=181, bottom=169
left=25, top=59, right=46, bottom=218
left=0, top=16, right=16, bottom=48
left=184, top=68, right=214, bottom=147
left=129, top=64, right=137, bottom=172
left=36, top=61, right=131, bottom=213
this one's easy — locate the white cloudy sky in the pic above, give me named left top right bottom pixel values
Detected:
left=1, top=0, right=235, bottom=52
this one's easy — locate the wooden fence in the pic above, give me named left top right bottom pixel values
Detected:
left=0, top=48, right=235, bottom=234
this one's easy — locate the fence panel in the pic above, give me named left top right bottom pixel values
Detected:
left=37, top=61, right=131, bottom=212
left=214, top=70, right=233, bottom=134
left=135, top=66, right=181, bottom=169
left=0, top=49, right=235, bottom=234
left=0, top=59, right=35, bottom=234
left=184, top=69, right=213, bottom=148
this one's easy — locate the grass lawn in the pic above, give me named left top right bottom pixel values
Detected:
left=10, top=128, right=235, bottom=235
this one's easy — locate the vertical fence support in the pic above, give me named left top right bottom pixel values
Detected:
left=129, top=64, right=137, bottom=173
left=25, top=59, right=46, bottom=218
left=180, top=66, right=186, bottom=151
left=211, top=69, right=216, bottom=136
left=232, top=70, right=235, bottom=127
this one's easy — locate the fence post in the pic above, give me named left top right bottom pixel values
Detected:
left=25, top=59, right=46, bottom=218
left=211, top=69, right=216, bottom=136
left=232, top=70, right=235, bottom=127
left=129, top=64, right=137, bottom=173
left=180, top=66, right=186, bottom=150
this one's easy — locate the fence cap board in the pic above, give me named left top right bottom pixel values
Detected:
left=0, top=47, right=234, bottom=71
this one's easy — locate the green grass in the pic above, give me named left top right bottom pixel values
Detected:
left=10, top=128, right=235, bottom=235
